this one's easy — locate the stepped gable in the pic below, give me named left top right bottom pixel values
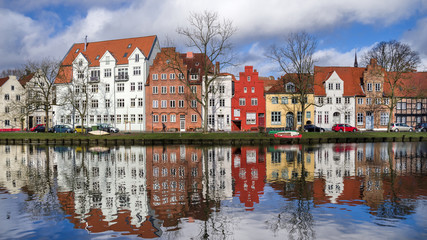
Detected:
left=314, top=66, right=365, bottom=96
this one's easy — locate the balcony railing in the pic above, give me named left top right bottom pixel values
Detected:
left=115, top=74, right=129, bottom=82
left=89, top=76, right=100, bottom=82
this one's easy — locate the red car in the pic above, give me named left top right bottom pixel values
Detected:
left=30, top=124, right=45, bottom=132
left=332, top=124, right=358, bottom=132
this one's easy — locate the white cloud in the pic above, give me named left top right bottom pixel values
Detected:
left=402, top=17, right=427, bottom=71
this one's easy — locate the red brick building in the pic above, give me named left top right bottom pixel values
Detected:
left=231, top=66, right=266, bottom=131
left=145, top=48, right=207, bottom=132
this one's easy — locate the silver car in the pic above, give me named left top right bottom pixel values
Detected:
left=391, top=123, right=413, bottom=132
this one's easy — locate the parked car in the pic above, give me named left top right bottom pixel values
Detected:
left=49, top=125, right=73, bottom=133
left=96, top=123, right=119, bottom=133
left=74, top=125, right=91, bottom=133
left=332, top=124, right=358, bottom=132
left=415, top=123, right=427, bottom=132
left=302, top=124, right=325, bottom=132
left=33, top=125, right=47, bottom=132
left=30, top=124, right=45, bottom=132
left=391, top=123, right=413, bottom=132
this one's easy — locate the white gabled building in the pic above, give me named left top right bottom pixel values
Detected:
left=204, top=74, right=234, bottom=131
left=54, top=36, right=161, bottom=131
left=314, top=66, right=365, bottom=130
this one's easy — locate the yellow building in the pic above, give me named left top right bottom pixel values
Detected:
left=265, top=79, right=315, bottom=131
left=265, top=146, right=315, bottom=183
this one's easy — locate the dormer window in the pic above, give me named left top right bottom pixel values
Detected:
left=123, top=52, right=128, bottom=58
left=95, top=55, right=100, bottom=60
left=127, top=44, right=132, bottom=48
left=286, top=83, right=295, bottom=93
left=78, top=60, right=83, bottom=66
left=195, top=62, right=199, bottom=66
left=75, top=48, right=79, bottom=53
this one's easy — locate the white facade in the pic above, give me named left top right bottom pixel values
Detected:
left=315, top=71, right=356, bottom=130
left=54, top=38, right=161, bottom=131
left=204, top=75, right=233, bottom=131
left=0, top=76, right=26, bottom=129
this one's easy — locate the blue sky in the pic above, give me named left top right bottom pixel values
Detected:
left=0, top=0, right=426, bottom=78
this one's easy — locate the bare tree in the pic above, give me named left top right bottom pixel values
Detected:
left=362, top=40, right=420, bottom=132
left=23, top=58, right=63, bottom=132
left=176, top=10, right=236, bottom=133
left=268, top=32, right=318, bottom=130
left=0, top=68, right=25, bottom=78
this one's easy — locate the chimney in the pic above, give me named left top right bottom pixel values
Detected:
left=84, top=35, right=88, bottom=52
left=215, top=62, right=220, bottom=74
left=186, top=52, right=193, bottom=58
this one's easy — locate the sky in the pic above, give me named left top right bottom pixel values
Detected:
left=0, top=0, right=426, bottom=78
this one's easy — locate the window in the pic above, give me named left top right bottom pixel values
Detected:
left=130, top=82, right=135, bottom=91
left=239, top=98, right=246, bottom=106
left=169, top=86, right=175, bottom=94
left=375, top=83, right=381, bottom=92
left=271, top=112, right=281, bottom=125
left=135, top=54, right=139, bottom=62
left=131, top=98, right=135, bottom=107
left=178, top=100, right=184, bottom=108
left=336, top=97, right=341, bottom=104
left=138, top=98, right=143, bottom=107
left=5, top=107, right=9, bottom=113
left=190, top=74, right=198, bottom=80
left=153, top=115, right=159, bottom=122
left=191, top=86, right=197, bottom=93
left=208, top=115, right=215, bottom=126
left=4, top=94, right=9, bottom=100
left=117, top=99, right=124, bottom=108
left=191, top=115, right=197, bottom=122
left=357, top=98, right=363, bottom=105
left=117, top=68, right=128, bottom=80
left=90, top=84, right=98, bottom=93
left=105, top=84, right=110, bottom=92
left=161, top=115, right=167, bottom=122
left=16, top=95, right=20, bottom=101
left=271, top=96, right=278, bottom=104
left=366, top=98, right=372, bottom=105
left=219, top=85, right=225, bottom=94
left=138, top=82, right=143, bottom=91
left=169, top=73, right=175, bottom=79
left=326, top=97, right=332, bottom=104
left=152, top=100, right=158, bottom=108
left=161, top=86, right=167, bottom=94
left=380, top=112, right=389, bottom=125
left=251, top=98, right=258, bottom=106
left=375, top=98, right=381, bottom=105
left=152, top=86, right=158, bottom=94
left=170, top=100, right=175, bottom=108
left=306, top=111, right=311, bottom=119
left=161, top=73, right=167, bottom=80
left=357, top=113, right=363, bottom=125
left=344, top=97, right=350, bottom=104
left=234, top=109, right=240, bottom=117
left=138, top=114, right=143, bottom=123
left=5, top=120, right=10, bottom=126
left=247, top=76, right=251, bottom=81
left=336, top=83, right=341, bottom=90
left=178, top=86, right=184, bottom=94
left=417, top=102, right=422, bottom=110
left=324, top=111, right=329, bottom=124
left=367, top=83, right=372, bottom=91
left=281, top=97, right=288, bottom=104
left=328, top=83, right=333, bottom=90
left=297, top=111, right=302, bottom=124
left=251, top=87, right=255, bottom=93
left=209, top=99, right=215, bottom=106
left=104, top=69, right=111, bottom=77
left=161, top=100, right=167, bottom=108
left=220, top=99, right=225, bottom=107
left=91, top=100, right=98, bottom=108
left=286, top=83, right=295, bottom=92
left=345, top=112, right=350, bottom=124
left=105, top=99, right=110, bottom=108
left=244, top=87, right=247, bottom=93
left=178, top=73, right=184, bottom=79
left=318, top=97, right=324, bottom=105
left=133, top=66, right=141, bottom=76
left=384, top=98, right=389, bottom=105
left=191, top=100, right=197, bottom=108
left=246, top=113, right=256, bottom=125
left=152, top=74, right=158, bottom=80
left=117, top=83, right=124, bottom=92
left=170, top=114, right=176, bottom=122
left=292, top=97, right=298, bottom=104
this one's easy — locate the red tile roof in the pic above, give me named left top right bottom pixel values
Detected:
left=56, top=35, right=158, bottom=84
left=265, top=74, right=314, bottom=94
left=0, top=76, right=9, bottom=87
left=18, top=73, right=34, bottom=87
left=384, top=71, right=427, bottom=97
left=314, top=66, right=365, bottom=96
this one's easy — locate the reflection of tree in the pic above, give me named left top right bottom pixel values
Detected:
left=266, top=146, right=314, bottom=240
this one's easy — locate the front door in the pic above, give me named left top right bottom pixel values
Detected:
left=180, top=115, right=185, bottom=132
left=258, top=113, right=265, bottom=127
left=286, top=113, right=294, bottom=130
left=218, top=115, right=224, bottom=130
left=366, top=112, right=374, bottom=130
left=333, top=112, right=340, bottom=124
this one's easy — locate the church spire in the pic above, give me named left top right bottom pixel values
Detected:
left=354, top=50, right=358, bottom=67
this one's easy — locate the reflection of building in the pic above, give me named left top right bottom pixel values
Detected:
left=266, top=145, right=314, bottom=183
left=205, top=147, right=233, bottom=200
left=55, top=146, right=161, bottom=237
left=314, top=143, right=356, bottom=203
left=231, top=147, right=266, bottom=210
left=146, top=145, right=207, bottom=227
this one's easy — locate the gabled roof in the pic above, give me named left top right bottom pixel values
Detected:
left=384, top=71, right=427, bottom=98
left=18, top=73, right=34, bottom=87
left=0, top=76, right=9, bottom=87
left=265, top=74, right=314, bottom=94
left=314, top=66, right=365, bottom=96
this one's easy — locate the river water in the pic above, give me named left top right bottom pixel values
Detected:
left=0, top=142, right=426, bottom=240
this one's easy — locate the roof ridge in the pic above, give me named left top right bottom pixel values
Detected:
left=72, top=35, right=157, bottom=45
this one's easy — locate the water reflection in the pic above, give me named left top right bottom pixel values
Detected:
left=0, top=142, right=426, bottom=239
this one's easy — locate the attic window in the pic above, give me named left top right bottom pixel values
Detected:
left=195, top=62, right=199, bottom=66
left=127, top=44, right=132, bottom=48
left=95, top=55, right=100, bottom=60
left=75, top=48, right=79, bottom=53
left=124, top=52, right=128, bottom=58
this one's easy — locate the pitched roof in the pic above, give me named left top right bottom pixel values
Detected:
left=384, top=71, right=427, bottom=97
left=56, top=36, right=158, bottom=84
left=314, top=66, right=365, bottom=96
left=265, top=74, right=314, bottom=94
left=18, top=73, right=34, bottom=87
left=0, top=76, right=9, bottom=87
